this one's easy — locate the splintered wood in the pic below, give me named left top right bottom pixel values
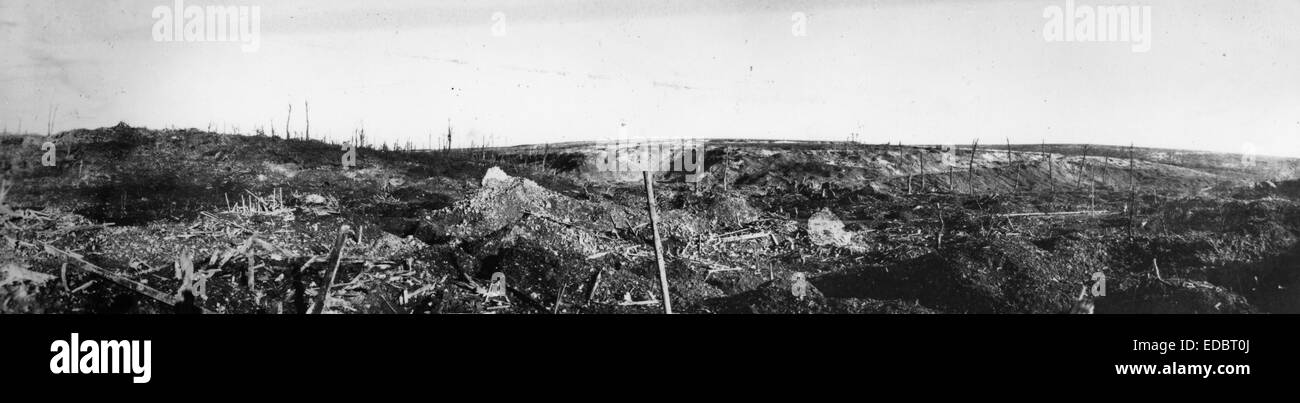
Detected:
left=313, top=225, right=354, bottom=314
left=41, top=242, right=211, bottom=313
left=713, top=231, right=770, bottom=244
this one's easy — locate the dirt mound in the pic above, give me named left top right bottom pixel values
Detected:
left=366, top=232, right=427, bottom=260
left=815, top=238, right=1089, bottom=313
left=416, top=167, right=636, bottom=250
left=826, top=298, right=938, bottom=314
left=54, top=122, right=153, bottom=157
left=1147, top=197, right=1300, bottom=235
left=704, top=272, right=938, bottom=314
left=411, top=167, right=726, bottom=312
left=680, top=142, right=1263, bottom=197
left=1100, top=277, right=1255, bottom=314
left=415, top=166, right=718, bottom=253
left=10, top=127, right=1300, bottom=314
left=464, top=239, right=601, bottom=312
left=481, top=166, right=511, bottom=186
left=1276, top=179, right=1300, bottom=198
left=704, top=274, right=827, bottom=314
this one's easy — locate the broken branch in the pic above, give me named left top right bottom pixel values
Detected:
left=42, top=242, right=209, bottom=313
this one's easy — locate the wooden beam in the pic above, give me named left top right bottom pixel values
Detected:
left=642, top=171, right=673, bottom=314
left=996, top=210, right=1111, bottom=218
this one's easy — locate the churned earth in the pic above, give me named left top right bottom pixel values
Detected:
left=2, top=124, right=1297, bottom=314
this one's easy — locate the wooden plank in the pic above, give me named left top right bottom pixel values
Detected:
left=993, top=210, right=1107, bottom=217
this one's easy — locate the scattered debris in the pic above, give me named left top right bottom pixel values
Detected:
left=3, top=125, right=1298, bottom=314
left=485, top=272, right=509, bottom=302
left=791, top=272, right=810, bottom=300
left=41, top=242, right=208, bottom=312
left=313, top=225, right=355, bottom=314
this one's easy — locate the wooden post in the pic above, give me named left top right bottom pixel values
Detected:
left=1091, top=180, right=1096, bottom=211
left=967, top=139, right=979, bottom=195
left=643, top=171, right=673, bottom=314
left=919, top=146, right=926, bottom=192
left=1006, top=137, right=1015, bottom=192
left=47, top=104, right=57, bottom=136
left=314, top=225, right=352, bottom=314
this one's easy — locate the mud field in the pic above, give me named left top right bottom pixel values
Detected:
left=2, top=124, right=1298, bottom=314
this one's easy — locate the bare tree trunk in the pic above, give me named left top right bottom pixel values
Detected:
left=1007, top=137, right=1015, bottom=192
left=304, top=101, right=310, bottom=141
left=1045, top=140, right=1054, bottom=200
left=47, top=104, right=58, bottom=136
left=967, top=139, right=979, bottom=195
left=948, top=166, right=954, bottom=192
left=285, top=104, right=292, bottom=140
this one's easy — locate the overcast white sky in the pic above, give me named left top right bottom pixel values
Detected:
left=1, top=0, right=1298, bottom=155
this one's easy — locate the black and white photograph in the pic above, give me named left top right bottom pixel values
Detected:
left=1, top=0, right=1297, bottom=386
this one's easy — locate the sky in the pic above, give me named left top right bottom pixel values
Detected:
left=1, top=0, right=1298, bottom=156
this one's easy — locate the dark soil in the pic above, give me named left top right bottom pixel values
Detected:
left=3, top=124, right=1298, bottom=314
